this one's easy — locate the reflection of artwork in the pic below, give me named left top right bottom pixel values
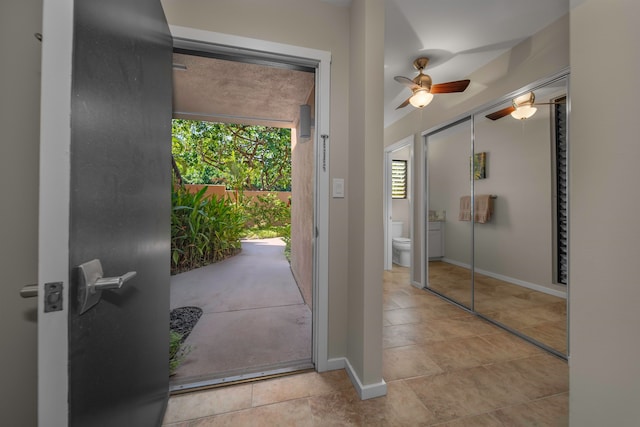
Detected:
left=473, top=152, right=487, bottom=180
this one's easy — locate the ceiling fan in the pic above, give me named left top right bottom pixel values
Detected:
left=485, top=92, right=565, bottom=121
left=394, top=57, right=470, bottom=109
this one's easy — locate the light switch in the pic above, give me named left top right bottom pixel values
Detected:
left=332, top=178, right=345, bottom=198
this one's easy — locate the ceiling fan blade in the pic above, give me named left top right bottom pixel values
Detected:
left=430, top=79, right=470, bottom=94
left=394, top=75, right=420, bottom=90
left=485, top=106, right=516, bottom=121
left=396, top=97, right=412, bottom=110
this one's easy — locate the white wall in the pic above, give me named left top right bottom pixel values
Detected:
left=570, top=0, right=640, bottom=425
left=0, top=0, right=41, bottom=425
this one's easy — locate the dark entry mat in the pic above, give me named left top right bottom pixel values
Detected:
left=170, top=306, right=203, bottom=343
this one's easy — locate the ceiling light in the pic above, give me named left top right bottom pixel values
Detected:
left=409, top=89, right=434, bottom=108
left=510, top=105, right=537, bottom=120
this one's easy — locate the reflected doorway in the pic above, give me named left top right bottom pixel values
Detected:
left=384, top=136, right=414, bottom=273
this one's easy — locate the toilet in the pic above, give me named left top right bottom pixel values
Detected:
left=392, top=221, right=411, bottom=267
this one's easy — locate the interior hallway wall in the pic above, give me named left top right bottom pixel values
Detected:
left=569, top=0, right=640, bottom=424
left=346, top=0, right=385, bottom=391
left=0, top=0, right=42, bottom=425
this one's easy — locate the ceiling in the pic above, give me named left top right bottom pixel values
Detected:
left=172, top=52, right=315, bottom=128
left=172, top=0, right=569, bottom=129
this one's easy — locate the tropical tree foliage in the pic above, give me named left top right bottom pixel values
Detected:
left=172, top=119, right=292, bottom=191
left=170, top=185, right=245, bottom=275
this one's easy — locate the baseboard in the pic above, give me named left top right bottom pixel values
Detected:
left=440, top=258, right=567, bottom=299
left=344, top=359, right=387, bottom=400
left=411, top=280, right=423, bottom=289
left=326, top=357, right=387, bottom=400
left=326, top=357, right=346, bottom=371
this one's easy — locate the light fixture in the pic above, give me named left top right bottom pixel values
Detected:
left=409, top=89, right=434, bottom=108
left=510, top=105, right=537, bottom=120
left=299, top=104, right=311, bottom=138
left=510, top=91, right=537, bottom=120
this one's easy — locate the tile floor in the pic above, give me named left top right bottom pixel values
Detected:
left=163, top=266, right=568, bottom=426
left=428, top=261, right=567, bottom=354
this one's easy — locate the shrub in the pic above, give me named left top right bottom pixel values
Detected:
left=243, top=193, right=290, bottom=228
left=171, top=185, right=245, bottom=274
left=169, top=331, right=191, bottom=375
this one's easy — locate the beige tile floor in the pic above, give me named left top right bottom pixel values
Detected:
left=163, top=266, right=568, bottom=426
left=428, top=261, right=568, bottom=354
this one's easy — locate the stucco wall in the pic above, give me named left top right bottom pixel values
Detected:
left=291, top=104, right=314, bottom=307
left=0, top=0, right=41, bottom=425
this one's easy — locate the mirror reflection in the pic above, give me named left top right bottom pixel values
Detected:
left=473, top=76, right=568, bottom=355
left=423, top=74, right=569, bottom=356
left=426, top=118, right=472, bottom=308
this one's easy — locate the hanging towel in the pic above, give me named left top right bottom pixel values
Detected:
left=458, top=195, right=471, bottom=221
left=475, top=194, right=493, bottom=223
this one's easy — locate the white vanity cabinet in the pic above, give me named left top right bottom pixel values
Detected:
left=428, top=221, right=444, bottom=259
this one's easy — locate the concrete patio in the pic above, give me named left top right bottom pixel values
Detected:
left=169, top=238, right=312, bottom=388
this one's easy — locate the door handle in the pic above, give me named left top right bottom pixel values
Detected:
left=20, top=284, right=38, bottom=298
left=77, top=259, right=136, bottom=314
left=94, top=271, right=137, bottom=291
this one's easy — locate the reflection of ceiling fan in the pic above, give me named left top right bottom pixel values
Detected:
left=485, top=92, right=565, bottom=121
left=394, top=57, right=470, bottom=109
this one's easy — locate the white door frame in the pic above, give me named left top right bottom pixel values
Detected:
left=168, top=26, right=331, bottom=372
left=39, top=0, right=73, bottom=424
left=383, top=136, right=414, bottom=272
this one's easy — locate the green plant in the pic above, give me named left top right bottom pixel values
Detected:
left=169, top=331, right=191, bottom=376
left=243, top=193, right=290, bottom=228
left=281, top=224, right=291, bottom=262
left=171, top=185, right=246, bottom=274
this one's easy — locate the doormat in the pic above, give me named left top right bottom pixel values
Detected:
left=170, top=306, right=203, bottom=343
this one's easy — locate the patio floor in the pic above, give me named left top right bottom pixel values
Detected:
left=169, top=238, right=312, bottom=388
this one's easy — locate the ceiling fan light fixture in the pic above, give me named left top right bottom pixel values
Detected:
left=409, top=89, right=434, bottom=108
left=510, top=105, right=537, bottom=120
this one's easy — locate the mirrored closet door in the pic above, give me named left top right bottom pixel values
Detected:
left=425, top=118, right=473, bottom=309
left=424, top=73, right=569, bottom=357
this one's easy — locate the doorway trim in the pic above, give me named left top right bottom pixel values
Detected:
left=383, top=136, right=414, bottom=274
left=169, top=25, right=331, bottom=372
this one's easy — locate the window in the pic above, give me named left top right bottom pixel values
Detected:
left=392, top=160, right=407, bottom=199
left=553, top=97, right=568, bottom=285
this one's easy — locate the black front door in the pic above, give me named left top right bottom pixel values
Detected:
left=67, top=0, right=172, bottom=424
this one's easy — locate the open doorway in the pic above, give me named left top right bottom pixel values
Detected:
left=384, top=136, right=414, bottom=273
left=168, top=48, right=316, bottom=391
